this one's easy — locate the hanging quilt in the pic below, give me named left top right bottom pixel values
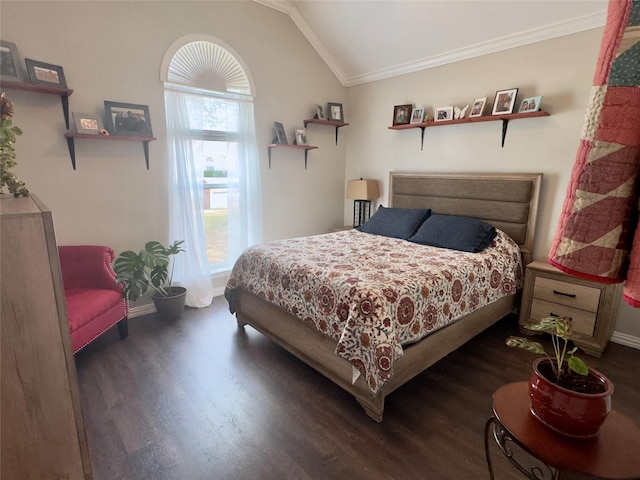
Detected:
left=549, top=0, right=640, bottom=306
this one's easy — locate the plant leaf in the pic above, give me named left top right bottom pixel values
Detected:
left=506, top=336, right=547, bottom=355
left=568, top=356, right=589, bottom=376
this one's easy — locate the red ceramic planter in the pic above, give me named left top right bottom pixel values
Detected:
left=529, top=358, right=614, bottom=438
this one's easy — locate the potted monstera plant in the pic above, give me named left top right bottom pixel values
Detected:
left=113, top=240, right=187, bottom=321
left=507, top=316, right=613, bottom=438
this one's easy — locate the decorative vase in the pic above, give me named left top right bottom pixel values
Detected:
left=151, top=286, right=187, bottom=321
left=529, top=358, right=613, bottom=438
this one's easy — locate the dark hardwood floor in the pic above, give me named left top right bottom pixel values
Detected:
left=75, top=297, right=640, bottom=480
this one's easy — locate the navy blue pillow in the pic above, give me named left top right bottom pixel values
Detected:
left=407, top=214, right=497, bottom=252
left=358, top=206, right=431, bottom=239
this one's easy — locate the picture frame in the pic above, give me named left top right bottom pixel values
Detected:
left=410, top=107, right=425, bottom=124
left=295, top=127, right=307, bottom=145
left=518, top=95, right=543, bottom=113
left=104, top=101, right=153, bottom=136
left=0, top=40, right=24, bottom=82
left=491, top=88, right=519, bottom=115
left=434, top=106, right=454, bottom=122
left=314, top=104, right=326, bottom=120
left=469, top=97, right=487, bottom=118
left=25, top=58, right=67, bottom=88
left=393, top=104, right=412, bottom=125
left=72, top=112, right=103, bottom=135
left=328, top=102, right=344, bottom=121
left=273, top=121, right=288, bottom=144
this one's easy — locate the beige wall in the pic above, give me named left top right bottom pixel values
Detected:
left=1, top=0, right=347, bottom=297
left=345, top=29, right=640, bottom=341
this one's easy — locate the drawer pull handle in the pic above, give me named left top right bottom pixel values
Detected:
left=553, top=289, right=576, bottom=298
left=549, top=312, right=572, bottom=320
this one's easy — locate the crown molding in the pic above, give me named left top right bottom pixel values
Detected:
left=344, top=10, right=606, bottom=86
left=255, top=1, right=606, bottom=88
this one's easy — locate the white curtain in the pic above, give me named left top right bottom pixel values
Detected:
left=228, top=99, right=263, bottom=262
left=164, top=86, right=263, bottom=307
left=165, top=89, right=214, bottom=308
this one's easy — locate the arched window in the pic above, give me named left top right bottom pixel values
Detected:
left=161, top=36, right=262, bottom=307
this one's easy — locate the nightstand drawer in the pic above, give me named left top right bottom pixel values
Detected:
left=530, top=298, right=596, bottom=336
left=533, top=276, right=600, bottom=312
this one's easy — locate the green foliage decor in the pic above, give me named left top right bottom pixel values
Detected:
left=113, top=240, right=185, bottom=301
left=0, top=92, right=28, bottom=197
left=506, top=316, right=589, bottom=383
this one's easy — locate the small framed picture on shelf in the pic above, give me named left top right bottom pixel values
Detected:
left=328, top=102, right=344, bottom=121
left=73, top=112, right=103, bottom=135
left=410, top=107, right=425, bottom=124
left=469, top=97, right=487, bottom=117
left=518, top=95, right=543, bottom=113
left=104, top=101, right=153, bottom=136
left=25, top=58, right=67, bottom=88
left=295, top=127, right=307, bottom=145
left=392, top=104, right=412, bottom=125
left=273, top=121, right=288, bottom=144
left=315, top=104, right=326, bottom=120
left=0, top=40, right=24, bottom=81
left=434, top=106, right=454, bottom=122
left=491, top=88, right=518, bottom=115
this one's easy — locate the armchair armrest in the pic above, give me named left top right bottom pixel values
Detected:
left=58, top=245, right=123, bottom=294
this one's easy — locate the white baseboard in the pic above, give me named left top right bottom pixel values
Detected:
left=611, top=331, right=640, bottom=350
left=127, top=286, right=226, bottom=319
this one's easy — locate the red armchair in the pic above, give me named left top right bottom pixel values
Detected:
left=58, top=245, right=129, bottom=354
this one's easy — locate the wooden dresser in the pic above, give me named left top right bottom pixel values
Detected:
left=1, top=195, right=92, bottom=479
left=519, top=261, right=622, bottom=357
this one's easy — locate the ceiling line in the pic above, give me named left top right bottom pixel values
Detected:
left=254, top=1, right=606, bottom=88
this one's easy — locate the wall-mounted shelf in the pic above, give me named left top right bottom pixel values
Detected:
left=303, top=118, right=349, bottom=145
left=388, top=110, right=550, bottom=149
left=64, top=133, right=156, bottom=170
left=267, top=144, right=318, bottom=169
left=2, top=79, right=74, bottom=128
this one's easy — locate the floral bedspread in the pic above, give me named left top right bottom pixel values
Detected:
left=225, top=229, right=523, bottom=395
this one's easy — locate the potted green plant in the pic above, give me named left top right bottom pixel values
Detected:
left=1, top=92, right=29, bottom=197
left=507, top=316, right=613, bottom=438
left=113, top=240, right=187, bottom=321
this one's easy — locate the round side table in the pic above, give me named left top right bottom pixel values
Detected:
left=485, top=382, right=640, bottom=480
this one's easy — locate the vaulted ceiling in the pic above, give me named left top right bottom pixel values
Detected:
left=257, top=0, right=608, bottom=87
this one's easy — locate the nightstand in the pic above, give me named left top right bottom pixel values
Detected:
left=518, top=261, right=622, bottom=357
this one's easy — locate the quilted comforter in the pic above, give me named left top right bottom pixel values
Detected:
left=548, top=0, right=640, bottom=306
left=225, top=229, right=523, bottom=394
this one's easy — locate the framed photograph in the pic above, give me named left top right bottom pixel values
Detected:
left=273, top=121, right=288, bottom=144
left=434, top=106, right=454, bottom=122
left=518, top=95, right=543, bottom=113
left=295, top=127, right=307, bottom=145
left=469, top=97, right=487, bottom=118
left=392, top=104, right=412, bottom=125
left=492, top=88, right=518, bottom=115
left=410, top=107, right=425, bottom=124
left=0, top=40, right=24, bottom=81
left=328, top=102, right=344, bottom=121
left=104, top=101, right=152, bottom=136
left=73, top=112, right=103, bottom=135
left=314, top=104, right=326, bottom=120
left=25, top=58, right=67, bottom=87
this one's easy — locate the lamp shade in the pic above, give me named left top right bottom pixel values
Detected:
left=346, top=179, right=379, bottom=200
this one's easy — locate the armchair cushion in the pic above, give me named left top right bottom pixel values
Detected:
left=58, top=245, right=128, bottom=353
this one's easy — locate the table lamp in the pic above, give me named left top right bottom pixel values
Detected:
left=346, top=178, right=380, bottom=227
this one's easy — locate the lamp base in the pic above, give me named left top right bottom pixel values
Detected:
left=353, top=200, right=371, bottom=227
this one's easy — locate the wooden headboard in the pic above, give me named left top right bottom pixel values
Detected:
left=389, top=172, right=542, bottom=264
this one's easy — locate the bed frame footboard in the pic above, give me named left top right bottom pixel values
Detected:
left=234, top=288, right=517, bottom=422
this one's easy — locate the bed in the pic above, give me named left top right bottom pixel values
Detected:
left=225, top=172, right=542, bottom=422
